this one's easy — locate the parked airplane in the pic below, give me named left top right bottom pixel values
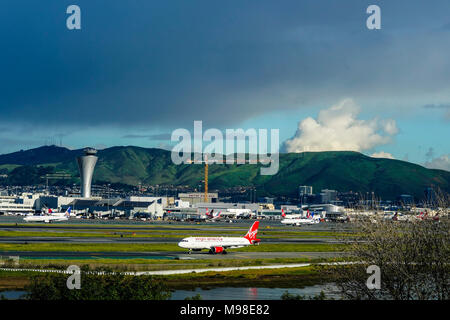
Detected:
left=23, top=207, right=71, bottom=223
left=281, top=209, right=302, bottom=219
left=388, top=212, right=404, bottom=222
left=48, top=207, right=75, bottom=217
left=221, top=208, right=254, bottom=218
left=10, top=212, right=31, bottom=216
left=416, top=211, right=428, bottom=220
left=209, top=211, right=222, bottom=221
left=281, top=210, right=320, bottom=226
left=178, top=221, right=261, bottom=254
left=415, top=210, right=439, bottom=221
left=205, top=208, right=220, bottom=219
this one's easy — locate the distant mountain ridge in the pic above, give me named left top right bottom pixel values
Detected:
left=0, top=145, right=448, bottom=200
left=0, top=145, right=82, bottom=165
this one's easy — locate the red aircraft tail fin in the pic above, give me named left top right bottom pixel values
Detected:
left=244, top=221, right=260, bottom=244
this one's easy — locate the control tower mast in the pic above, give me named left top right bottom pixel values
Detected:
left=77, top=147, right=98, bottom=198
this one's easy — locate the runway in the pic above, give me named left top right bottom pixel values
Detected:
left=0, top=217, right=348, bottom=263
left=0, top=250, right=346, bottom=260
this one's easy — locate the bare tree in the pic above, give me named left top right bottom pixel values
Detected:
left=325, top=217, right=449, bottom=300
left=434, top=187, right=450, bottom=213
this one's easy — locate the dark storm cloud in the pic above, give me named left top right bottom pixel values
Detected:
left=1, top=0, right=450, bottom=132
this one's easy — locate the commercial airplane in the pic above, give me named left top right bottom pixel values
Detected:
left=203, top=208, right=221, bottom=221
left=221, top=208, right=254, bottom=218
left=281, top=210, right=320, bottom=226
left=205, top=208, right=216, bottom=219
left=39, top=207, right=74, bottom=217
left=383, top=211, right=397, bottom=221
left=416, top=211, right=428, bottom=220
left=23, top=207, right=71, bottom=223
left=11, top=212, right=31, bottom=216
left=389, top=212, right=407, bottom=222
left=415, top=210, right=439, bottom=222
left=281, top=209, right=302, bottom=219
left=209, top=211, right=222, bottom=221
left=178, top=221, right=260, bottom=254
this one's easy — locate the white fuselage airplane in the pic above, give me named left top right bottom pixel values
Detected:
left=281, top=217, right=320, bottom=226
left=178, top=221, right=260, bottom=254
left=47, top=207, right=76, bottom=217
left=205, top=208, right=222, bottom=221
left=23, top=207, right=71, bottom=223
left=23, top=214, right=68, bottom=223
left=281, top=210, right=320, bottom=226
left=221, top=208, right=253, bottom=218
left=209, top=211, right=222, bottom=221
left=280, top=209, right=302, bottom=219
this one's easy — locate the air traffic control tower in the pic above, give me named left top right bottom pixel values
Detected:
left=77, top=147, right=98, bottom=198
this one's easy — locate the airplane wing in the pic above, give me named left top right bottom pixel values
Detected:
left=212, top=245, right=245, bottom=249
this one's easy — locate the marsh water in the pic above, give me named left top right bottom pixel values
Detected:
left=1, top=284, right=340, bottom=300
left=171, top=284, right=341, bottom=300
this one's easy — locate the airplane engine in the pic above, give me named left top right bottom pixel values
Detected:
left=251, top=239, right=261, bottom=245
left=213, top=246, right=224, bottom=254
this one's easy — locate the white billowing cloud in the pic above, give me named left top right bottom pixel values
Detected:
left=381, top=119, right=399, bottom=135
left=424, top=154, right=450, bottom=172
left=284, top=99, right=398, bottom=153
left=93, top=144, right=108, bottom=150
left=371, top=151, right=395, bottom=159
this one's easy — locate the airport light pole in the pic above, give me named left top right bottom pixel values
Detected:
left=107, top=183, right=110, bottom=213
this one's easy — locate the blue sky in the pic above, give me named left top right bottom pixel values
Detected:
left=0, top=1, right=449, bottom=170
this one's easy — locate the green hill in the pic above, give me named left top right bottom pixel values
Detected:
left=0, top=145, right=448, bottom=200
